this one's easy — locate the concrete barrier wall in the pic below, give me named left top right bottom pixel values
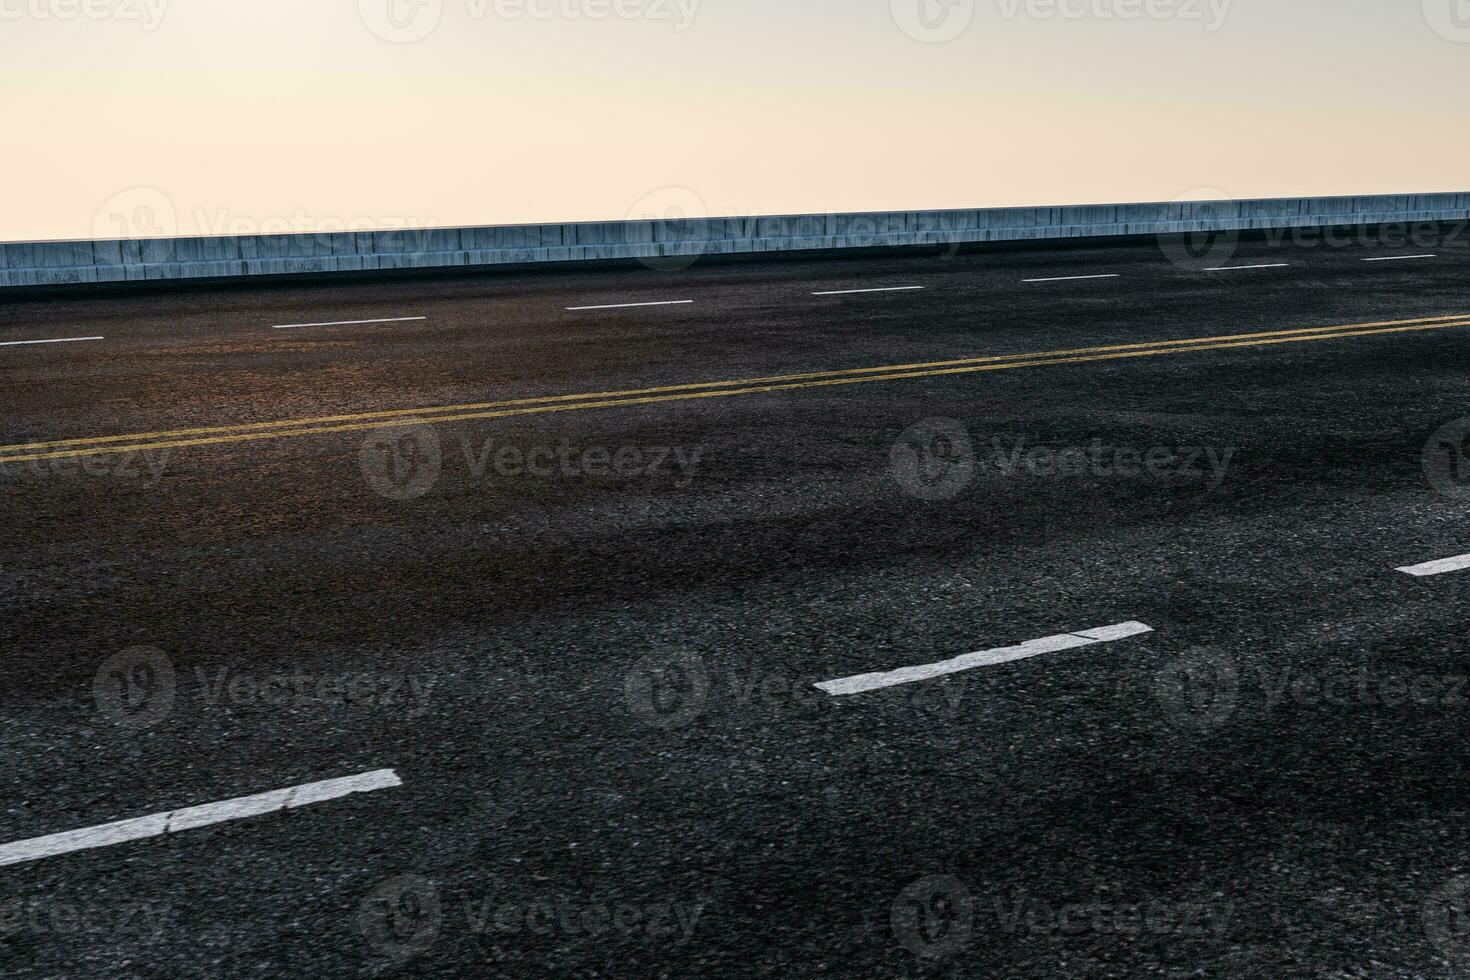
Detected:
left=3, top=193, right=1468, bottom=288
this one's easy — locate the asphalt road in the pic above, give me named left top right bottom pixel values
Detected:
left=3, top=225, right=1470, bottom=977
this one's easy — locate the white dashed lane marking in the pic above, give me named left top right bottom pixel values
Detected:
left=0, top=769, right=402, bottom=869
left=1363, top=255, right=1437, bottom=262
left=1397, top=554, right=1470, bottom=578
left=0, top=336, right=104, bottom=347
left=1203, top=264, right=1291, bottom=272
left=810, top=287, right=925, bottom=296
left=565, top=301, right=694, bottom=311
left=272, top=317, right=426, bottom=330
left=1022, top=274, right=1121, bottom=283
left=814, top=622, right=1154, bottom=696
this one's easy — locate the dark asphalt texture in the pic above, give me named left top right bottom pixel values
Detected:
left=3, top=227, right=1470, bottom=977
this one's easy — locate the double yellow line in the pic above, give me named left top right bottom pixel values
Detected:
left=4, top=312, right=1468, bottom=465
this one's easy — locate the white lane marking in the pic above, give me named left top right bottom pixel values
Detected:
left=565, top=300, right=694, bottom=311
left=1363, top=255, right=1437, bottom=262
left=0, top=769, right=401, bottom=869
left=814, top=622, right=1153, bottom=696
left=811, top=287, right=926, bottom=296
left=1022, top=274, right=1121, bottom=283
left=0, top=336, right=104, bottom=347
left=272, top=317, right=426, bottom=330
left=1203, top=264, right=1291, bottom=272
left=1397, top=554, right=1470, bottom=578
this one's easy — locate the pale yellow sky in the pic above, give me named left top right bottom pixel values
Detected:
left=2, top=0, right=1467, bottom=242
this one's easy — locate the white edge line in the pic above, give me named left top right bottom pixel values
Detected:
left=272, top=317, right=427, bottom=330
left=1202, top=264, right=1291, bottom=272
left=1022, top=274, right=1122, bottom=283
left=810, top=287, right=926, bottom=296
left=0, top=769, right=402, bottom=869
left=813, top=622, right=1153, bottom=696
left=1363, top=255, right=1437, bottom=262
left=564, top=300, right=694, bottom=311
left=0, top=336, right=104, bottom=347
left=1396, top=554, right=1470, bottom=578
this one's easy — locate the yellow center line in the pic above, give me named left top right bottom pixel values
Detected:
left=2, top=312, right=1466, bottom=456
left=2, top=316, right=1467, bottom=465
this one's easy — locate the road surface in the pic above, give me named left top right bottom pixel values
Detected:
left=3, top=228, right=1470, bottom=977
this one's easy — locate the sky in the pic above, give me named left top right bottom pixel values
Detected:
left=2, top=0, right=1468, bottom=242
